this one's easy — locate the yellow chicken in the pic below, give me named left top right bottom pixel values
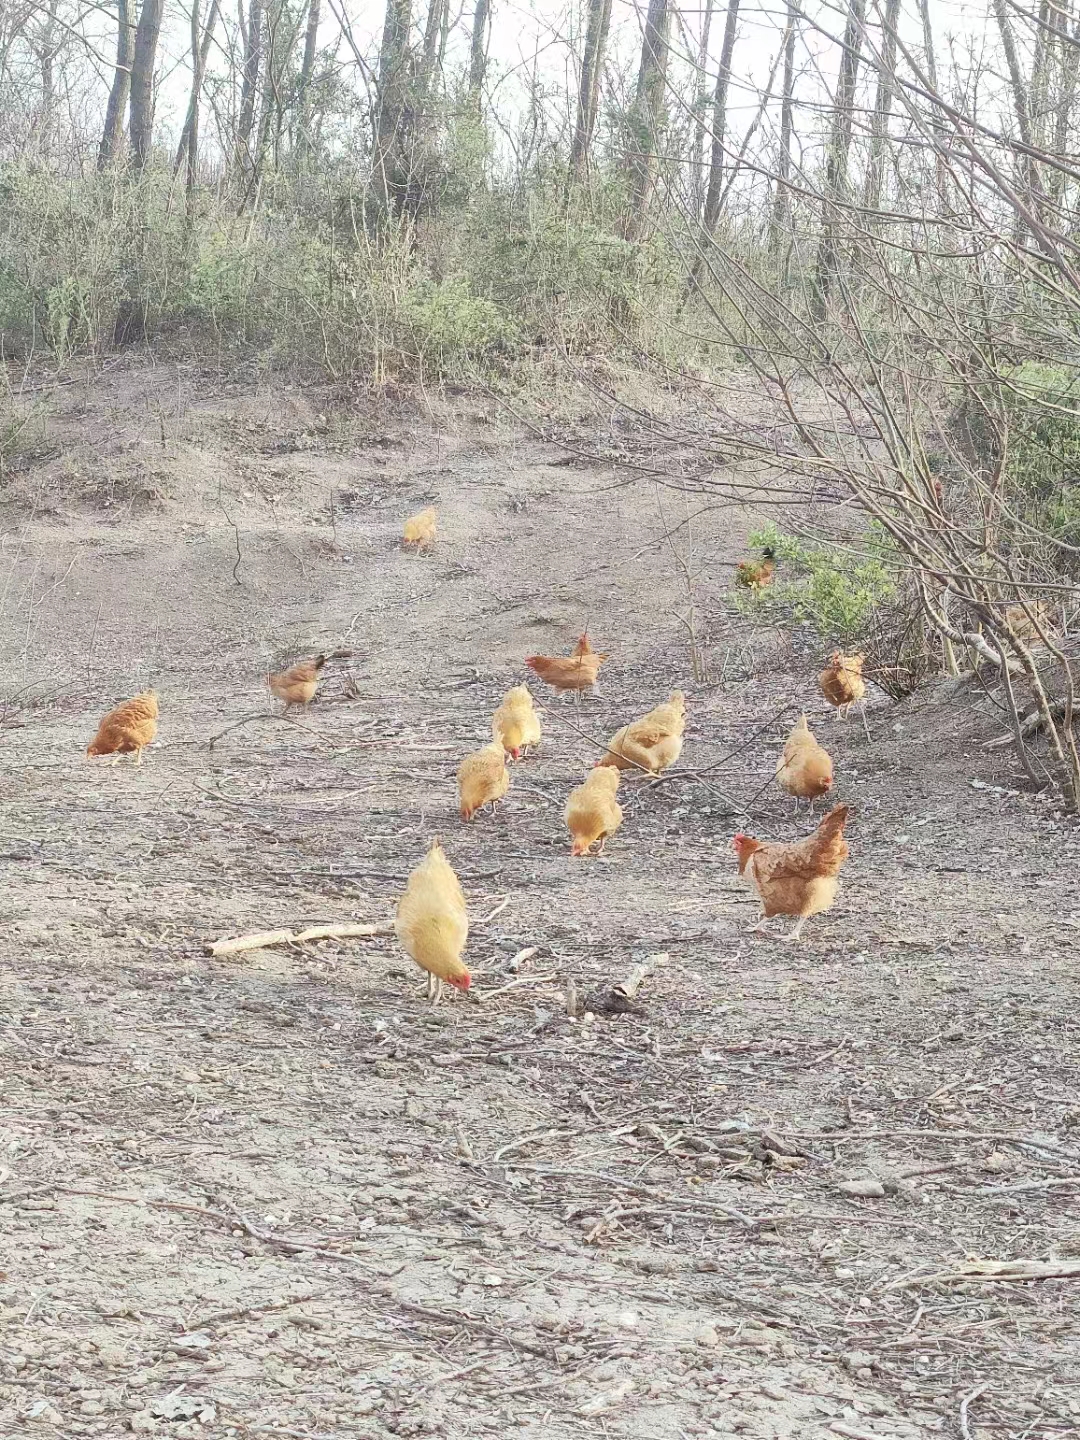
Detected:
left=458, top=733, right=510, bottom=820
left=566, top=767, right=623, bottom=856
left=269, top=655, right=326, bottom=712
left=775, top=714, right=834, bottom=808
left=87, top=691, right=159, bottom=765
left=492, top=684, right=542, bottom=760
left=819, top=652, right=866, bottom=718
left=403, top=507, right=437, bottom=551
left=596, top=691, right=686, bottom=774
left=394, top=840, right=470, bottom=1001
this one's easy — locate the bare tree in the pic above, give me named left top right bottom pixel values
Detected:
left=810, top=0, right=865, bottom=320
left=467, top=0, right=491, bottom=109
left=128, top=0, right=165, bottom=170
left=689, top=0, right=715, bottom=216
left=98, top=0, right=133, bottom=169
left=863, top=0, right=901, bottom=216
left=236, top=0, right=264, bottom=179
left=769, top=0, right=796, bottom=253
left=700, top=0, right=741, bottom=239
left=622, top=0, right=671, bottom=241
left=372, top=0, right=414, bottom=217
left=175, top=0, right=221, bottom=191
left=296, top=0, right=321, bottom=153
left=568, top=0, right=614, bottom=182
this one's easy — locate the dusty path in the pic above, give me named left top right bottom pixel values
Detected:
left=1, top=360, right=1078, bottom=1439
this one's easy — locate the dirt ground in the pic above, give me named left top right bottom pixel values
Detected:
left=1, top=357, right=1079, bottom=1440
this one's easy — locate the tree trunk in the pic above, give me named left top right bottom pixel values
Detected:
left=175, top=0, right=221, bottom=191
left=236, top=0, right=264, bottom=179
left=700, top=0, right=741, bottom=239
left=296, top=0, right=321, bottom=152
left=769, top=0, right=796, bottom=253
left=810, top=0, right=864, bottom=322
left=420, top=0, right=447, bottom=91
left=621, top=0, right=671, bottom=242
left=32, top=0, right=59, bottom=155
left=372, top=0, right=413, bottom=218
left=568, top=0, right=613, bottom=182
left=915, top=0, right=949, bottom=210
left=98, top=0, right=134, bottom=170
left=128, top=0, right=165, bottom=170
left=467, top=0, right=490, bottom=109
left=1051, top=1, right=1080, bottom=198
left=689, top=0, right=715, bottom=216
left=862, top=0, right=900, bottom=216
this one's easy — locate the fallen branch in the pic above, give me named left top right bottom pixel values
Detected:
left=479, top=972, right=559, bottom=1002
left=984, top=696, right=1069, bottom=750
left=888, top=1258, right=1080, bottom=1289
left=614, top=952, right=667, bottom=1000
left=208, top=923, right=391, bottom=958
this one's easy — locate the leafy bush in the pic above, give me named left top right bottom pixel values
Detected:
left=739, top=521, right=897, bottom=641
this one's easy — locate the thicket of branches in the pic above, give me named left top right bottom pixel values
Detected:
left=2, top=0, right=1080, bottom=798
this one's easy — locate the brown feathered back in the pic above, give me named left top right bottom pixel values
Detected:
left=87, top=691, right=159, bottom=757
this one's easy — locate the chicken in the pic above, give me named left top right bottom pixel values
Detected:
left=565, top=767, right=623, bottom=856
left=733, top=803, right=850, bottom=942
left=87, top=691, right=159, bottom=765
left=525, top=634, right=607, bottom=700
left=458, top=733, right=510, bottom=820
left=736, top=546, right=777, bottom=590
left=394, top=839, right=470, bottom=1001
left=270, top=655, right=327, bottom=712
left=818, top=652, right=866, bottom=717
left=775, top=714, right=834, bottom=807
left=1005, top=600, right=1054, bottom=645
left=596, top=691, right=686, bottom=774
left=403, top=507, right=437, bottom=551
left=492, top=684, right=542, bottom=759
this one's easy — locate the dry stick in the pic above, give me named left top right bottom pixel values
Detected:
left=479, top=972, right=559, bottom=1003
left=960, top=1383, right=989, bottom=1440
left=206, top=712, right=327, bottom=749
left=208, top=923, right=392, bottom=958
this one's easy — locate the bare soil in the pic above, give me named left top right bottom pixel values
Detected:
left=1, top=358, right=1078, bottom=1440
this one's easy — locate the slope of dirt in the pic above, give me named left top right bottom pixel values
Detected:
left=1, top=358, right=1078, bottom=1440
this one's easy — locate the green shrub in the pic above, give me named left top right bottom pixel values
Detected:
left=738, top=521, right=898, bottom=643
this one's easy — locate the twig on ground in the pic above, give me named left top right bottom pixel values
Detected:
left=960, top=1381, right=989, bottom=1440
left=480, top=972, right=559, bottom=1002
left=208, top=923, right=392, bottom=957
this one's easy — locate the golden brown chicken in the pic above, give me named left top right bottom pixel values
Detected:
left=525, top=634, right=606, bottom=699
left=736, top=546, right=776, bottom=590
left=492, top=684, right=542, bottom=760
left=819, top=652, right=866, bottom=718
left=403, top=507, right=437, bottom=551
left=775, top=714, right=834, bottom=807
left=596, top=691, right=686, bottom=774
left=394, top=840, right=470, bottom=1001
left=733, top=803, right=850, bottom=942
left=87, top=691, right=159, bottom=765
left=565, top=767, right=623, bottom=856
left=269, top=655, right=327, bottom=712
left=1004, top=600, right=1054, bottom=645
left=458, top=733, right=510, bottom=820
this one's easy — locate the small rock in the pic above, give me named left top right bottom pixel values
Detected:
left=841, top=1350, right=877, bottom=1373
left=838, top=1179, right=886, bottom=1198
left=179, top=1070, right=200, bottom=1084
left=481, top=1274, right=503, bottom=1287
left=983, top=1150, right=1010, bottom=1173
left=614, top=1311, right=639, bottom=1330
left=694, top=1327, right=720, bottom=1348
